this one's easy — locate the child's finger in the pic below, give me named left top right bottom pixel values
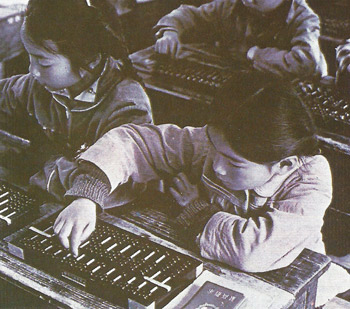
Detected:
left=174, top=42, right=181, bottom=58
left=165, top=41, right=173, bottom=56
left=80, top=222, right=95, bottom=245
left=177, top=172, right=188, bottom=181
left=53, top=217, right=64, bottom=235
left=70, top=224, right=84, bottom=257
left=177, top=173, right=192, bottom=190
left=169, top=187, right=183, bottom=202
left=154, top=40, right=161, bottom=53
left=58, top=222, right=73, bottom=250
left=173, top=176, right=186, bottom=191
left=170, top=41, right=178, bottom=58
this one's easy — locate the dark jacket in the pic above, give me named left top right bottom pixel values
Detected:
left=0, top=56, right=152, bottom=197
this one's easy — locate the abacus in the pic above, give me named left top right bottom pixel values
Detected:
left=295, top=81, right=350, bottom=137
left=8, top=215, right=203, bottom=308
left=0, top=181, right=39, bottom=237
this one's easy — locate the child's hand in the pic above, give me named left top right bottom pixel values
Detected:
left=53, top=198, right=97, bottom=257
left=155, top=31, right=181, bottom=58
left=169, top=172, right=200, bottom=207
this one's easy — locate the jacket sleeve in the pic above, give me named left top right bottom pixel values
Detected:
left=101, top=79, right=153, bottom=135
left=250, top=1, right=327, bottom=78
left=77, top=123, right=209, bottom=200
left=154, top=0, right=238, bottom=43
left=198, top=157, right=332, bottom=272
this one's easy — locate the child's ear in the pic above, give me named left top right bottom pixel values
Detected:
left=273, top=156, right=299, bottom=175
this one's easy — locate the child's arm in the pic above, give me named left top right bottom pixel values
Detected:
left=53, top=124, right=209, bottom=254
left=154, top=0, right=238, bottom=58
left=196, top=158, right=332, bottom=272
left=77, top=124, right=208, bottom=192
left=247, top=3, right=327, bottom=78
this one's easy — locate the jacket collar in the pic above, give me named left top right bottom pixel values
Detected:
left=48, top=56, right=124, bottom=112
left=253, top=161, right=300, bottom=198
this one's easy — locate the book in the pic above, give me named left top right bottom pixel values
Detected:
left=182, top=281, right=246, bottom=309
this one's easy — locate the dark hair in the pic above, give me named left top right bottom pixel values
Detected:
left=24, top=0, right=132, bottom=74
left=210, top=77, right=319, bottom=163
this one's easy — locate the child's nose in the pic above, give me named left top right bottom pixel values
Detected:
left=29, top=63, right=41, bottom=78
left=213, top=157, right=227, bottom=176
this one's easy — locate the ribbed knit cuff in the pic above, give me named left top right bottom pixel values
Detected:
left=175, top=200, right=221, bottom=238
left=65, top=163, right=110, bottom=208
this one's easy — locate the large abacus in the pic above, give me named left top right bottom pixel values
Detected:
left=8, top=215, right=203, bottom=308
left=0, top=181, right=39, bottom=237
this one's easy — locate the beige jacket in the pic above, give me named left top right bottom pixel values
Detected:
left=155, top=0, right=328, bottom=79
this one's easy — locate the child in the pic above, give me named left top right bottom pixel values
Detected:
left=0, top=0, right=152, bottom=198
left=55, top=81, right=330, bottom=261
left=336, top=39, right=350, bottom=99
left=53, top=80, right=350, bottom=306
left=154, top=0, right=327, bottom=79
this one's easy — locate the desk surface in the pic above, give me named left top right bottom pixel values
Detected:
left=0, top=202, right=331, bottom=309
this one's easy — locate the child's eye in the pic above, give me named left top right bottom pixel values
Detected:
left=229, top=161, right=243, bottom=168
left=38, top=62, right=52, bottom=68
left=39, top=64, right=51, bottom=68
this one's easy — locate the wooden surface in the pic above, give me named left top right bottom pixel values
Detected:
left=0, top=202, right=331, bottom=308
left=253, top=249, right=330, bottom=295
left=0, top=250, right=121, bottom=309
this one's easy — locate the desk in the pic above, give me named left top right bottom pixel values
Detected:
left=130, top=45, right=250, bottom=126
left=0, top=201, right=330, bottom=308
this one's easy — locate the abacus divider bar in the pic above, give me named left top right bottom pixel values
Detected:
left=0, top=213, right=11, bottom=225
left=143, top=276, right=171, bottom=292
left=29, top=226, right=53, bottom=238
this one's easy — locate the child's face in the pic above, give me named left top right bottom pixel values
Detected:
left=241, top=0, right=285, bottom=13
left=208, top=127, right=275, bottom=191
left=21, top=27, right=81, bottom=90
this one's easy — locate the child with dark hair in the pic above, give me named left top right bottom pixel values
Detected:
left=0, top=0, right=152, bottom=197
left=53, top=80, right=349, bottom=306
left=154, top=0, right=327, bottom=79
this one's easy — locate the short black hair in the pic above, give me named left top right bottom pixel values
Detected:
left=24, top=0, right=128, bottom=71
left=210, top=76, right=319, bottom=163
